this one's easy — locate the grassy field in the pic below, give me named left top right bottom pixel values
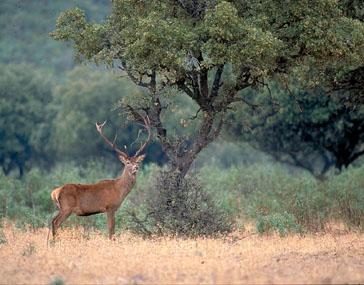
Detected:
left=1, top=224, right=364, bottom=284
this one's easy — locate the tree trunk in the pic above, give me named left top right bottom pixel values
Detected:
left=144, top=99, right=222, bottom=180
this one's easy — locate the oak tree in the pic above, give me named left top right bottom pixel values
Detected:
left=233, top=86, right=364, bottom=179
left=51, top=0, right=364, bottom=179
left=0, top=64, right=53, bottom=176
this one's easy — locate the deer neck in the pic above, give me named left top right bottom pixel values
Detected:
left=115, top=169, right=137, bottom=197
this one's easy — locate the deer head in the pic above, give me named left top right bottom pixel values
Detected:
left=95, top=113, right=151, bottom=176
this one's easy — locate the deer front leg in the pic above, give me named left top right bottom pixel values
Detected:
left=106, top=209, right=116, bottom=239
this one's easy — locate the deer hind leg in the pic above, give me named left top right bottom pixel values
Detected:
left=52, top=209, right=72, bottom=237
left=106, top=209, right=116, bottom=240
left=52, top=212, right=61, bottom=237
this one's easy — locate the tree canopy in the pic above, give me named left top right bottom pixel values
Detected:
left=0, top=0, right=111, bottom=75
left=51, top=0, right=364, bottom=178
left=232, top=86, right=364, bottom=178
left=0, top=64, right=53, bottom=176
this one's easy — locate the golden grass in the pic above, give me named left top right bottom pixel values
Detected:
left=1, top=223, right=364, bottom=284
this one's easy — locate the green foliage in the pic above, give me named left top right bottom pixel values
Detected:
left=125, top=170, right=234, bottom=238
left=15, top=220, right=27, bottom=232
left=247, top=0, right=364, bottom=85
left=327, top=165, right=364, bottom=230
left=0, top=170, right=28, bottom=218
left=0, top=0, right=111, bottom=75
left=202, top=162, right=364, bottom=233
left=0, top=64, right=54, bottom=176
left=256, top=212, right=303, bottom=236
left=1, top=160, right=364, bottom=236
left=0, top=230, right=7, bottom=244
left=0, top=63, right=166, bottom=177
left=232, top=85, right=364, bottom=177
left=51, top=67, right=164, bottom=165
left=50, top=277, right=64, bottom=285
left=49, top=0, right=364, bottom=181
left=20, top=210, right=46, bottom=232
left=292, top=193, right=329, bottom=232
left=195, top=140, right=270, bottom=169
left=51, top=0, right=364, bottom=86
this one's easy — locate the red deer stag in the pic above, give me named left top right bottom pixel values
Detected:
left=50, top=114, right=151, bottom=239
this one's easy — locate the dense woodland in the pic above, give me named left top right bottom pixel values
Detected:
left=1, top=0, right=364, bottom=236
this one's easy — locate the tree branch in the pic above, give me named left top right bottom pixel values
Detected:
left=208, top=111, right=225, bottom=142
left=176, top=78, right=196, bottom=99
left=200, top=68, right=209, bottom=97
left=285, top=83, right=303, bottom=112
left=210, top=64, right=224, bottom=98
left=235, top=66, right=252, bottom=92
left=118, top=65, right=150, bottom=88
left=349, top=149, right=364, bottom=164
left=190, top=70, right=200, bottom=99
left=188, top=108, right=202, bottom=121
left=227, top=97, right=264, bottom=110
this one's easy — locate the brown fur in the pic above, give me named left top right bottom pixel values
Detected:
left=51, top=114, right=151, bottom=240
left=51, top=154, right=145, bottom=239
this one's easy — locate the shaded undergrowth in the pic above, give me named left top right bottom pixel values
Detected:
left=1, top=161, right=364, bottom=236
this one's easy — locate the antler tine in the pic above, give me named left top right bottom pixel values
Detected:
left=132, top=114, right=152, bottom=158
left=95, top=121, right=128, bottom=158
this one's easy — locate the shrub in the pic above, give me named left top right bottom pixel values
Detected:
left=50, top=277, right=64, bottom=285
left=22, top=243, right=36, bottom=256
left=203, top=163, right=332, bottom=233
left=328, top=165, right=364, bottom=230
left=0, top=170, right=27, bottom=218
left=292, top=192, right=329, bottom=232
left=2, top=159, right=364, bottom=236
left=256, top=212, right=303, bottom=236
left=126, top=170, right=234, bottom=238
left=0, top=230, right=7, bottom=244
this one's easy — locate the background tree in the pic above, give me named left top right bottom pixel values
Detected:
left=51, top=67, right=165, bottom=167
left=0, top=64, right=54, bottom=176
left=0, top=0, right=111, bottom=76
left=50, top=0, right=364, bottom=180
left=231, top=86, right=364, bottom=179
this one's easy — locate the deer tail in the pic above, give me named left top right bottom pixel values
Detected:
left=51, top=187, right=63, bottom=210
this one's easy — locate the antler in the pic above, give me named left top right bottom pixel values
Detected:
left=133, top=114, right=151, bottom=158
left=95, top=120, right=128, bottom=158
left=96, top=113, right=151, bottom=159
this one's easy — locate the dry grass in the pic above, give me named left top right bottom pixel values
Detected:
left=1, top=223, right=364, bottom=284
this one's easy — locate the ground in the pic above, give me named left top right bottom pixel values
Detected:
left=0, top=224, right=363, bottom=284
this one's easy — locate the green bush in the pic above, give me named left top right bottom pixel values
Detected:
left=1, top=159, right=364, bottom=236
left=203, top=163, right=330, bottom=233
left=50, top=277, right=64, bottom=285
left=126, top=170, right=234, bottom=238
left=327, top=164, right=364, bottom=230
left=0, top=230, right=7, bottom=244
left=256, top=212, right=303, bottom=236
left=292, top=192, right=329, bottom=232
left=0, top=171, right=27, bottom=218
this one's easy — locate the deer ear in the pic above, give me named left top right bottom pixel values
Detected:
left=135, top=154, right=146, bottom=163
left=118, top=154, right=129, bottom=164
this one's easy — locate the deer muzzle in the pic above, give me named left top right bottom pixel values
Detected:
left=132, top=165, right=139, bottom=175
